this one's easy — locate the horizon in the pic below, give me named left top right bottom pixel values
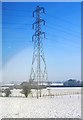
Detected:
left=1, top=78, right=81, bottom=85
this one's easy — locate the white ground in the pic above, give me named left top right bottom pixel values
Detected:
left=0, top=87, right=81, bottom=119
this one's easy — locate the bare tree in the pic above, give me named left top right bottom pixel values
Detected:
left=21, top=85, right=31, bottom=97
left=4, top=88, right=11, bottom=97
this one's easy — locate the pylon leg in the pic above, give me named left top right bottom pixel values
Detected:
left=40, top=89, right=41, bottom=97
left=37, top=89, right=38, bottom=99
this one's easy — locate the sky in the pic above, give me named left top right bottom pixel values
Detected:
left=1, top=2, right=81, bottom=83
left=0, top=2, right=2, bottom=83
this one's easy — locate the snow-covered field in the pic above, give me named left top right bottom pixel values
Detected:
left=0, top=87, right=81, bottom=118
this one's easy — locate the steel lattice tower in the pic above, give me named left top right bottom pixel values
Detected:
left=29, top=6, right=48, bottom=99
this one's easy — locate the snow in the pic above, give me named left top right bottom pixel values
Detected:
left=50, top=83, right=63, bottom=86
left=10, top=87, right=81, bottom=97
left=0, top=87, right=81, bottom=118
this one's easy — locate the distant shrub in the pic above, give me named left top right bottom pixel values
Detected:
left=63, top=79, right=81, bottom=87
left=81, top=81, right=83, bottom=87
left=4, top=88, right=11, bottom=97
left=21, top=85, right=31, bottom=97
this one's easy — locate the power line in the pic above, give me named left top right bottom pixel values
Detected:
left=3, top=40, right=32, bottom=43
left=2, top=8, right=80, bottom=28
left=2, top=22, right=31, bottom=26
left=2, top=27, right=80, bottom=45
left=2, top=13, right=32, bottom=18
left=2, top=32, right=80, bottom=46
left=45, top=40, right=80, bottom=51
left=1, top=26, right=33, bottom=30
left=47, top=13, right=80, bottom=28
left=47, top=36, right=80, bottom=48
left=2, top=7, right=80, bottom=48
left=47, top=21, right=80, bottom=34
left=2, top=22, right=80, bottom=38
left=46, top=25, right=80, bottom=38
left=46, top=32, right=80, bottom=44
left=2, top=19, right=80, bottom=36
left=2, top=7, right=32, bottom=13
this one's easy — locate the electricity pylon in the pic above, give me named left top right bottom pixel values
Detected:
left=29, top=6, right=48, bottom=99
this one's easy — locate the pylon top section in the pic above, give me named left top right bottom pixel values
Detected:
left=32, top=6, right=46, bottom=42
